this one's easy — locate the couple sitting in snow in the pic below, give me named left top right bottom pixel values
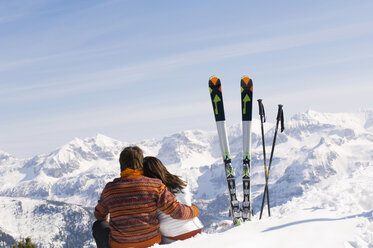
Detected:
left=92, top=146, right=203, bottom=248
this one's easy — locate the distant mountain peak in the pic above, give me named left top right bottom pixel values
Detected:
left=0, top=150, right=12, bottom=157
left=0, top=110, right=372, bottom=220
left=88, top=133, right=121, bottom=146
left=0, top=150, right=14, bottom=163
left=1, top=110, right=373, bottom=246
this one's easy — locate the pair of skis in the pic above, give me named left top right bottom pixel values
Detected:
left=258, top=99, right=285, bottom=219
left=208, top=75, right=253, bottom=225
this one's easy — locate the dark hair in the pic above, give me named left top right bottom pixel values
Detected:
left=119, top=146, right=144, bottom=171
left=143, top=156, right=186, bottom=194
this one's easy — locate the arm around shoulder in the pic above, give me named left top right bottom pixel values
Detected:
left=157, top=183, right=199, bottom=220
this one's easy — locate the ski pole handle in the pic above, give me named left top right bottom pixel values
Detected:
left=258, top=99, right=266, bottom=123
left=277, top=104, right=285, bottom=132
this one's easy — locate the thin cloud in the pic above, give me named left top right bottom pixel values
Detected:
left=0, top=99, right=210, bottom=147
left=1, top=21, right=372, bottom=104
left=0, top=13, right=26, bottom=23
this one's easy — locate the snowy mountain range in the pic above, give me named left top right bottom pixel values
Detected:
left=0, top=110, right=372, bottom=247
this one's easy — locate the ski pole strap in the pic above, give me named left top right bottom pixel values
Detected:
left=277, top=104, right=285, bottom=132
left=258, top=99, right=266, bottom=123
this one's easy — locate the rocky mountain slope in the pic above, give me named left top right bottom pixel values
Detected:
left=0, top=110, right=372, bottom=247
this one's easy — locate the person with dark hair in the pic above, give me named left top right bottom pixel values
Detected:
left=143, top=156, right=203, bottom=244
left=92, top=146, right=199, bottom=248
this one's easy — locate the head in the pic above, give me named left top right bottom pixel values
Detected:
left=143, top=156, right=186, bottom=194
left=119, top=146, right=144, bottom=172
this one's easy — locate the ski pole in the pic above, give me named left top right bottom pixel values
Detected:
left=259, top=104, right=284, bottom=219
left=257, top=99, right=267, bottom=167
left=257, top=99, right=268, bottom=219
left=267, top=105, right=284, bottom=176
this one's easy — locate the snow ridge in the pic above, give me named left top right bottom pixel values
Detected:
left=0, top=110, right=372, bottom=247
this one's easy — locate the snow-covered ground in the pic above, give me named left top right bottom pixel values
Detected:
left=161, top=163, right=373, bottom=248
left=0, top=110, right=372, bottom=247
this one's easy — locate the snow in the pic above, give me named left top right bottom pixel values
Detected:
left=0, top=110, right=372, bottom=247
left=0, top=196, right=95, bottom=248
left=165, top=210, right=361, bottom=248
left=158, top=160, right=373, bottom=248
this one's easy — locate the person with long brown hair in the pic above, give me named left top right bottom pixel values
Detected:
left=143, top=156, right=203, bottom=244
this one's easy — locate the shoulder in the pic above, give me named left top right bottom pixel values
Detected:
left=142, top=176, right=164, bottom=186
left=103, top=177, right=121, bottom=188
left=104, top=176, right=160, bottom=186
left=141, top=176, right=170, bottom=194
left=103, top=176, right=166, bottom=194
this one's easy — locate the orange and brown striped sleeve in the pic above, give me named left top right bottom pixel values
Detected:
left=94, top=187, right=109, bottom=220
left=156, top=183, right=198, bottom=220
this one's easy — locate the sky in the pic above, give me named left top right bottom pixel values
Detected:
left=1, top=0, right=373, bottom=158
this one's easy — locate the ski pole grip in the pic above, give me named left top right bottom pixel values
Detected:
left=258, top=99, right=266, bottom=122
left=276, top=104, right=283, bottom=120
left=277, top=104, right=285, bottom=132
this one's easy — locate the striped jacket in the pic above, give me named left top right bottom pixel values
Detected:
left=94, top=169, right=198, bottom=248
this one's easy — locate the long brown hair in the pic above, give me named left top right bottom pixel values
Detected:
left=143, top=156, right=187, bottom=194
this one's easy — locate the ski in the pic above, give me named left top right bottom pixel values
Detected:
left=241, top=76, right=253, bottom=221
left=209, top=76, right=241, bottom=225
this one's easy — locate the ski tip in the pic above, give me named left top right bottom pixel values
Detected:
left=241, top=76, right=251, bottom=85
left=209, top=75, right=220, bottom=86
left=241, top=75, right=251, bottom=82
left=241, top=76, right=253, bottom=93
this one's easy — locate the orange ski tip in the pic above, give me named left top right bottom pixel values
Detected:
left=209, top=76, right=219, bottom=85
left=242, top=76, right=251, bottom=85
